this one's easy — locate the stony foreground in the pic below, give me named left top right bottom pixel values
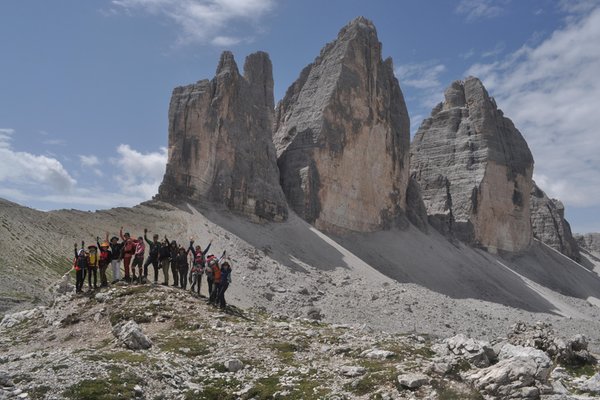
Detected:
left=1, top=284, right=599, bottom=400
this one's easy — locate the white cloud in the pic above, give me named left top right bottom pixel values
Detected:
left=79, top=154, right=100, bottom=167
left=111, top=0, right=275, bottom=46
left=111, top=144, right=167, bottom=200
left=456, top=0, right=508, bottom=21
left=466, top=6, right=600, bottom=208
left=0, top=129, right=76, bottom=192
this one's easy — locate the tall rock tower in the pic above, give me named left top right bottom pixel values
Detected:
left=274, top=17, right=411, bottom=234
left=410, top=77, right=534, bottom=252
left=157, top=51, right=288, bottom=222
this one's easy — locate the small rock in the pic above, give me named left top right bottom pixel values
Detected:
left=579, top=373, right=600, bottom=394
left=0, top=371, right=13, bottom=387
left=224, top=359, right=244, bottom=372
left=112, top=320, right=152, bottom=350
left=306, top=307, right=323, bottom=321
left=360, top=349, right=395, bottom=359
left=398, top=373, right=430, bottom=389
left=134, top=384, right=143, bottom=397
left=340, top=366, right=366, bottom=377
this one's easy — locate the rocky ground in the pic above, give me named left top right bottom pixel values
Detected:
left=1, top=282, right=599, bottom=400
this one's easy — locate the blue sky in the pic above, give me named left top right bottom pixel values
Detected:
left=1, top=0, right=599, bottom=233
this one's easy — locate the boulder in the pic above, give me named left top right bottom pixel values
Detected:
left=224, top=359, right=244, bottom=373
left=578, top=373, right=600, bottom=394
left=0, top=308, right=43, bottom=329
left=443, top=334, right=496, bottom=367
left=157, top=51, right=287, bottom=222
left=112, top=320, right=152, bottom=350
left=530, top=182, right=580, bottom=260
left=410, top=77, right=534, bottom=252
left=360, top=349, right=395, bottom=360
left=274, top=17, right=411, bottom=234
left=340, top=366, right=366, bottom=377
left=397, top=373, right=430, bottom=389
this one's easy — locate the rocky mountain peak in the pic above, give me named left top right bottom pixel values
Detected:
left=157, top=51, right=287, bottom=222
left=274, top=17, right=410, bottom=233
left=216, top=50, right=238, bottom=76
left=411, top=77, right=534, bottom=252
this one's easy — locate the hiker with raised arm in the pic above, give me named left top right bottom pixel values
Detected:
left=143, top=229, right=161, bottom=285
left=165, top=235, right=179, bottom=287
left=96, top=236, right=111, bottom=287
left=158, top=237, right=171, bottom=286
left=87, top=244, right=99, bottom=290
left=120, top=227, right=136, bottom=282
left=188, top=237, right=212, bottom=296
left=208, top=250, right=226, bottom=304
left=107, top=232, right=123, bottom=284
left=74, top=241, right=87, bottom=293
left=131, top=235, right=145, bottom=284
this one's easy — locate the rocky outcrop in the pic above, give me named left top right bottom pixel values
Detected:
left=530, top=182, right=580, bottom=260
left=157, top=51, right=287, bottom=222
left=410, top=77, right=534, bottom=253
left=273, top=17, right=410, bottom=234
left=575, top=233, right=600, bottom=254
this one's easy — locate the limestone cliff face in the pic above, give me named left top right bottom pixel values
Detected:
left=157, top=51, right=287, bottom=222
left=410, top=77, right=534, bottom=252
left=530, top=182, right=580, bottom=260
left=274, top=17, right=410, bottom=233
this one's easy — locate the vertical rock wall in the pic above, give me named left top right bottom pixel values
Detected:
left=274, top=17, right=411, bottom=234
left=411, top=77, right=534, bottom=252
left=158, top=51, right=288, bottom=222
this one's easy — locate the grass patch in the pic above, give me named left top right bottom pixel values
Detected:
left=28, top=385, right=52, bottom=400
left=209, top=362, right=229, bottom=373
left=109, top=307, right=152, bottom=326
left=63, top=370, right=144, bottom=400
left=187, top=377, right=241, bottom=400
left=157, top=335, right=209, bottom=357
left=564, top=362, right=598, bottom=378
left=243, top=376, right=280, bottom=399
left=286, top=377, right=329, bottom=399
left=269, top=341, right=307, bottom=365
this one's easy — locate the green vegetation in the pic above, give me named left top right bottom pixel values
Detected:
left=28, top=385, right=51, bottom=400
left=64, top=370, right=144, bottom=400
left=109, top=307, right=152, bottom=325
left=186, top=377, right=241, bottom=400
left=563, top=362, right=598, bottom=378
left=157, top=335, right=209, bottom=357
left=243, top=375, right=280, bottom=399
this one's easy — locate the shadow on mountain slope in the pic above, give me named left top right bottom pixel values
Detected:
left=333, top=226, right=593, bottom=315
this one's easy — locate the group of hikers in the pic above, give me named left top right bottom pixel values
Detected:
left=72, top=227, right=233, bottom=309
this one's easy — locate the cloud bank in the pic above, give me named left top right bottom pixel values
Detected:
left=111, top=0, right=275, bottom=46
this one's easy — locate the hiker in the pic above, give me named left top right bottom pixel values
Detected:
left=158, top=237, right=171, bottom=285
left=188, top=238, right=212, bottom=296
left=87, top=244, right=99, bottom=290
left=208, top=251, right=226, bottom=304
left=73, top=241, right=87, bottom=293
left=165, top=236, right=179, bottom=287
left=107, top=232, right=123, bottom=284
left=217, top=259, right=232, bottom=309
left=119, top=227, right=136, bottom=282
left=175, top=246, right=189, bottom=290
left=143, top=229, right=161, bottom=284
left=131, top=236, right=145, bottom=284
left=96, top=237, right=111, bottom=287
